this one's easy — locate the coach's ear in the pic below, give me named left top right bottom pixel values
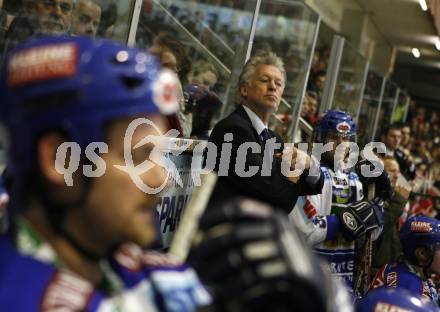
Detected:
left=239, top=84, right=248, bottom=98
left=37, top=133, right=71, bottom=185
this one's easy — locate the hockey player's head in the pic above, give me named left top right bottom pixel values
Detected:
left=400, top=215, right=440, bottom=274
left=356, top=288, right=438, bottom=312
left=0, top=36, right=180, bottom=254
left=314, top=109, right=356, bottom=167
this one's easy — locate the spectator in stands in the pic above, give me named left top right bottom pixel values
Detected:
left=298, top=92, right=318, bottom=128
left=2, top=0, right=73, bottom=56
left=295, top=93, right=315, bottom=142
left=433, top=145, right=440, bottom=190
left=149, top=32, right=190, bottom=85
left=372, top=156, right=411, bottom=272
left=149, top=32, right=191, bottom=137
left=186, top=61, right=222, bottom=139
left=0, top=0, right=13, bottom=34
left=400, top=123, right=411, bottom=150
left=97, top=1, right=116, bottom=38
left=24, top=0, right=73, bottom=34
left=383, top=124, right=416, bottom=180
left=187, top=60, right=218, bottom=90
left=308, top=70, right=326, bottom=106
left=71, top=0, right=101, bottom=37
left=0, top=0, right=12, bottom=58
left=412, top=163, right=430, bottom=194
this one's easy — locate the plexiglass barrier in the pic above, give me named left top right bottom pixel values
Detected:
left=374, top=80, right=399, bottom=140
left=358, top=70, right=385, bottom=147
left=330, top=39, right=369, bottom=119
left=297, top=21, right=335, bottom=142
left=251, top=0, right=320, bottom=142
left=135, top=0, right=258, bottom=138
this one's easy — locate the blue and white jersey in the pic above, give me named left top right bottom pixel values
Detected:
left=290, top=165, right=381, bottom=289
left=0, top=234, right=211, bottom=311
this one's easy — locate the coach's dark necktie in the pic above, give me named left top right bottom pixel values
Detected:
left=260, top=128, right=272, bottom=143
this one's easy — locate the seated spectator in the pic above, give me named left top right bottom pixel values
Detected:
left=71, top=0, right=101, bottom=37
left=2, top=0, right=73, bottom=56
left=411, top=162, right=430, bottom=194
left=186, top=61, right=222, bottom=139
left=187, top=60, right=218, bottom=89
left=24, top=0, right=73, bottom=34
left=149, top=32, right=189, bottom=84
left=295, top=91, right=317, bottom=142
left=400, top=123, right=412, bottom=151
left=372, top=156, right=411, bottom=272
left=307, top=70, right=326, bottom=106
left=303, top=91, right=318, bottom=125
left=149, top=32, right=191, bottom=137
left=0, top=0, right=14, bottom=61
left=97, top=1, right=116, bottom=38
left=382, top=124, right=416, bottom=180
left=0, top=0, right=13, bottom=34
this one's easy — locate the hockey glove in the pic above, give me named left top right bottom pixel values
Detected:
left=335, top=199, right=384, bottom=241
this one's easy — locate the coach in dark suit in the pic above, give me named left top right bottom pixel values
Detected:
left=208, top=52, right=323, bottom=213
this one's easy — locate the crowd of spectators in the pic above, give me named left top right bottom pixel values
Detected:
left=391, top=108, right=440, bottom=214
left=0, top=0, right=120, bottom=60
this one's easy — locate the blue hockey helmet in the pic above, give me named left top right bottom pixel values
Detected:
left=315, top=110, right=357, bottom=142
left=400, top=215, right=440, bottom=265
left=0, top=36, right=180, bottom=176
left=356, top=288, right=439, bottom=312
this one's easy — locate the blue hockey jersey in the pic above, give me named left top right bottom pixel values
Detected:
left=370, top=261, right=439, bottom=306
left=0, top=233, right=211, bottom=311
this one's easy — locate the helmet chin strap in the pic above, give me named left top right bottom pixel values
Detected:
left=36, top=174, right=108, bottom=262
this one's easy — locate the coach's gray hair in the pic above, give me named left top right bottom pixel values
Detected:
left=238, top=51, right=286, bottom=88
left=236, top=52, right=286, bottom=105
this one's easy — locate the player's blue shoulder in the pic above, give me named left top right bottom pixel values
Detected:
left=384, top=262, right=424, bottom=295
left=0, top=234, right=53, bottom=310
left=0, top=234, right=105, bottom=311
left=0, top=236, right=210, bottom=311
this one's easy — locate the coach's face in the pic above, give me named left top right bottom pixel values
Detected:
left=240, top=64, right=285, bottom=115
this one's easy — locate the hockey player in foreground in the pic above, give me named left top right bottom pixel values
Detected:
left=189, top=197, right=354, bottom=312
left=0, top=36, right=212, bottom=311
left=289, top=110, right=391, bottom=294
left=370, top=215, right=440, bottom=306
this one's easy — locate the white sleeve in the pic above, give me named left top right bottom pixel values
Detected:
left=289, top=196, right=328, bottom=246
